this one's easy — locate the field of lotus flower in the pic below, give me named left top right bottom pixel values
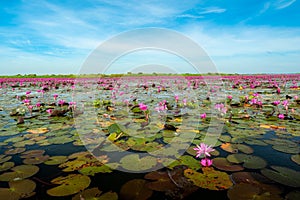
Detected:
left=0, top=74, right=299, bottom=200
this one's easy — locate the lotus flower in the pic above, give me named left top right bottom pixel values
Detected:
left=193, top=143, right=215, bottom=158
left=200, top=158, right=213, bottom=167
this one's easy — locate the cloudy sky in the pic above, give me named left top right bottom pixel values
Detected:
left=0, top=0, right=299, bottom=75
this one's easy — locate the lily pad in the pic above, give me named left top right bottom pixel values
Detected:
left=0, top=165, right=39, bottom=181
left=184, top=167, right=233, bottom=190
left=261, top=166, right=300, bottom=187
left=227, top=183, right=283, bottom=200
left=0, top=179, right=36, bottom=200
left=166, top=155, right=201, bottom=170
left=120, top=154, right=157, bottom=172
left=227, top=153, right=267, bottom=169
left=47, top=174, right=91, bottom=197
left=213, top=157, right=244, bottom=172
left=0, top=155, right=12, bottom=164
left=78, top=165, right=113, bottom=176
left=291, top=154, right=300, bottom=165
left=120, top=179, right=153, bottom=200
left=72, top=187, right=118, bottom=200
left=4, top=148, right=26, bottom=155
left=23, top=155, right=50, bottom=165
left=27, top=127, right=49, bottom=134
left=0, top=162, right=15, bottom=172
left=144, top=166, right=198, bottom=198
left=221, top=143, right=254, bottom=154
left=44, top=156, right=68, bottom=165
left=285, top=190, right=300, bottom=200
left=20, top=150, right=45, bottom=158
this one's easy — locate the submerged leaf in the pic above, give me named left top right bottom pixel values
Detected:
left=120, top=179, right=153, bottom=200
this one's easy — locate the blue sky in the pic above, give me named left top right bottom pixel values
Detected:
left=0, top=0, right=299, bottom=75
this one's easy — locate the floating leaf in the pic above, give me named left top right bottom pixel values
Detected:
left=261, top=166, right=300, bottom=187
left=231, top=171, right=275, bottom=184
left=47, top=174, right=91, bottom=197
left=144, top=166, right=198, bottom=199
left=0, top=179, right=36, bottom=200
left=227, top=154, right=267, bottom=169
left=166, top=155, right=201, bottom=170
left=78, top=165, right=113, bottom=176
left=4, top=148, right=26, bottom=155
left=285, top=190, right=300, bottom=200
left=44, top=156, right=68, bottom=165
left=0, top=155, right=12, bottom=164
left=221, top=143, right=253, bottom=154
left=227, top=183, right=283, bottom=200
left=23, top=155, right=50, bottom=165
left=120, top=179, right=153, bottom=200
left=291, top=154, right=300, bottom=165
left=213, top=157, right=244, bottom=172
left=72, top=187, right=118, bottom=200
left=184, top=167, right=233, bottom=190
left=120, top=154, right=157, bottom=172
left=272, top=145, right=300, bottom=154
left=20, top=150, right=45, bottom=158
left=0, top=162, right=15, bottom=172
left=27, top=127, right=49, bottom=134
left=0, top=165, right=39, bottom=181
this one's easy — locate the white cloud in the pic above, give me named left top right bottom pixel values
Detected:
left=274, top=0, right=296, bottom=9
left=198, top=7, right=226, bottom=14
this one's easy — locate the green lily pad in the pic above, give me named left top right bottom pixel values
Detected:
left=184, top=167, right=233, bottom=190
left=291, top=154, right=300, bottom=165
left=213, top=157, right=244, bottom=172
left=230, top=171, right=276, bottom=184
left=0, top=165, right=39, bottom=181
left=272, top=145, right=300, bottom=154
left=227, top=154, right=267, bottom=169
left=47, top=174, right=91, bottom=197
left=120, top=154, right=157, bottom=172
left=0, top=155, right=12, bottom=164
left=0, top=162, right=15, bottom=172
left=0, top=179, right=36, bottom=200
left=78, top=165, right=113, bottom=176
left=221, top=143, right=254, bottom=154
left=23, top=155, right=50, bottom=165
left=261, top=166, right=300, bottom=187
left=13, top=140, right=35, bottom=148
left=166, top=155, right=201, bottom=170
left=120, top=179, right=153, bottom=200
left=72, top=187, right=118, bottom=200
left=44, top=156, right=68, bottom=165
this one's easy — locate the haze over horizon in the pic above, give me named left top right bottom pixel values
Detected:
left=0, top=0, right=299, bottom=75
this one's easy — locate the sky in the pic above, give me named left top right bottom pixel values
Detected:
left=0, top=0, right=299, bottom=75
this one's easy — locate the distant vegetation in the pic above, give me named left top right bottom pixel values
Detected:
left=0, top=72, right=298, bottom=78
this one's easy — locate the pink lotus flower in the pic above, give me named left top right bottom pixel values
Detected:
left=53, top=94, right=58, bottom=100
left=272, top=100, right=280, bottom=106
left=227, top=95, right=232, bottom=99
left=200, top=158, right=213, bottom=167
left=46, top=109, right=52, bottom=115
left=139, top=103, right=148, bottom=111
left=278, top=114, right=285, bottom=119
left=22, top=99, right=30, bottom=105
left=174, top=95, right=179, bottom=102
left=193, top=143, right=215, bottom=158
left=200, top=113, right=207, bottom=119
